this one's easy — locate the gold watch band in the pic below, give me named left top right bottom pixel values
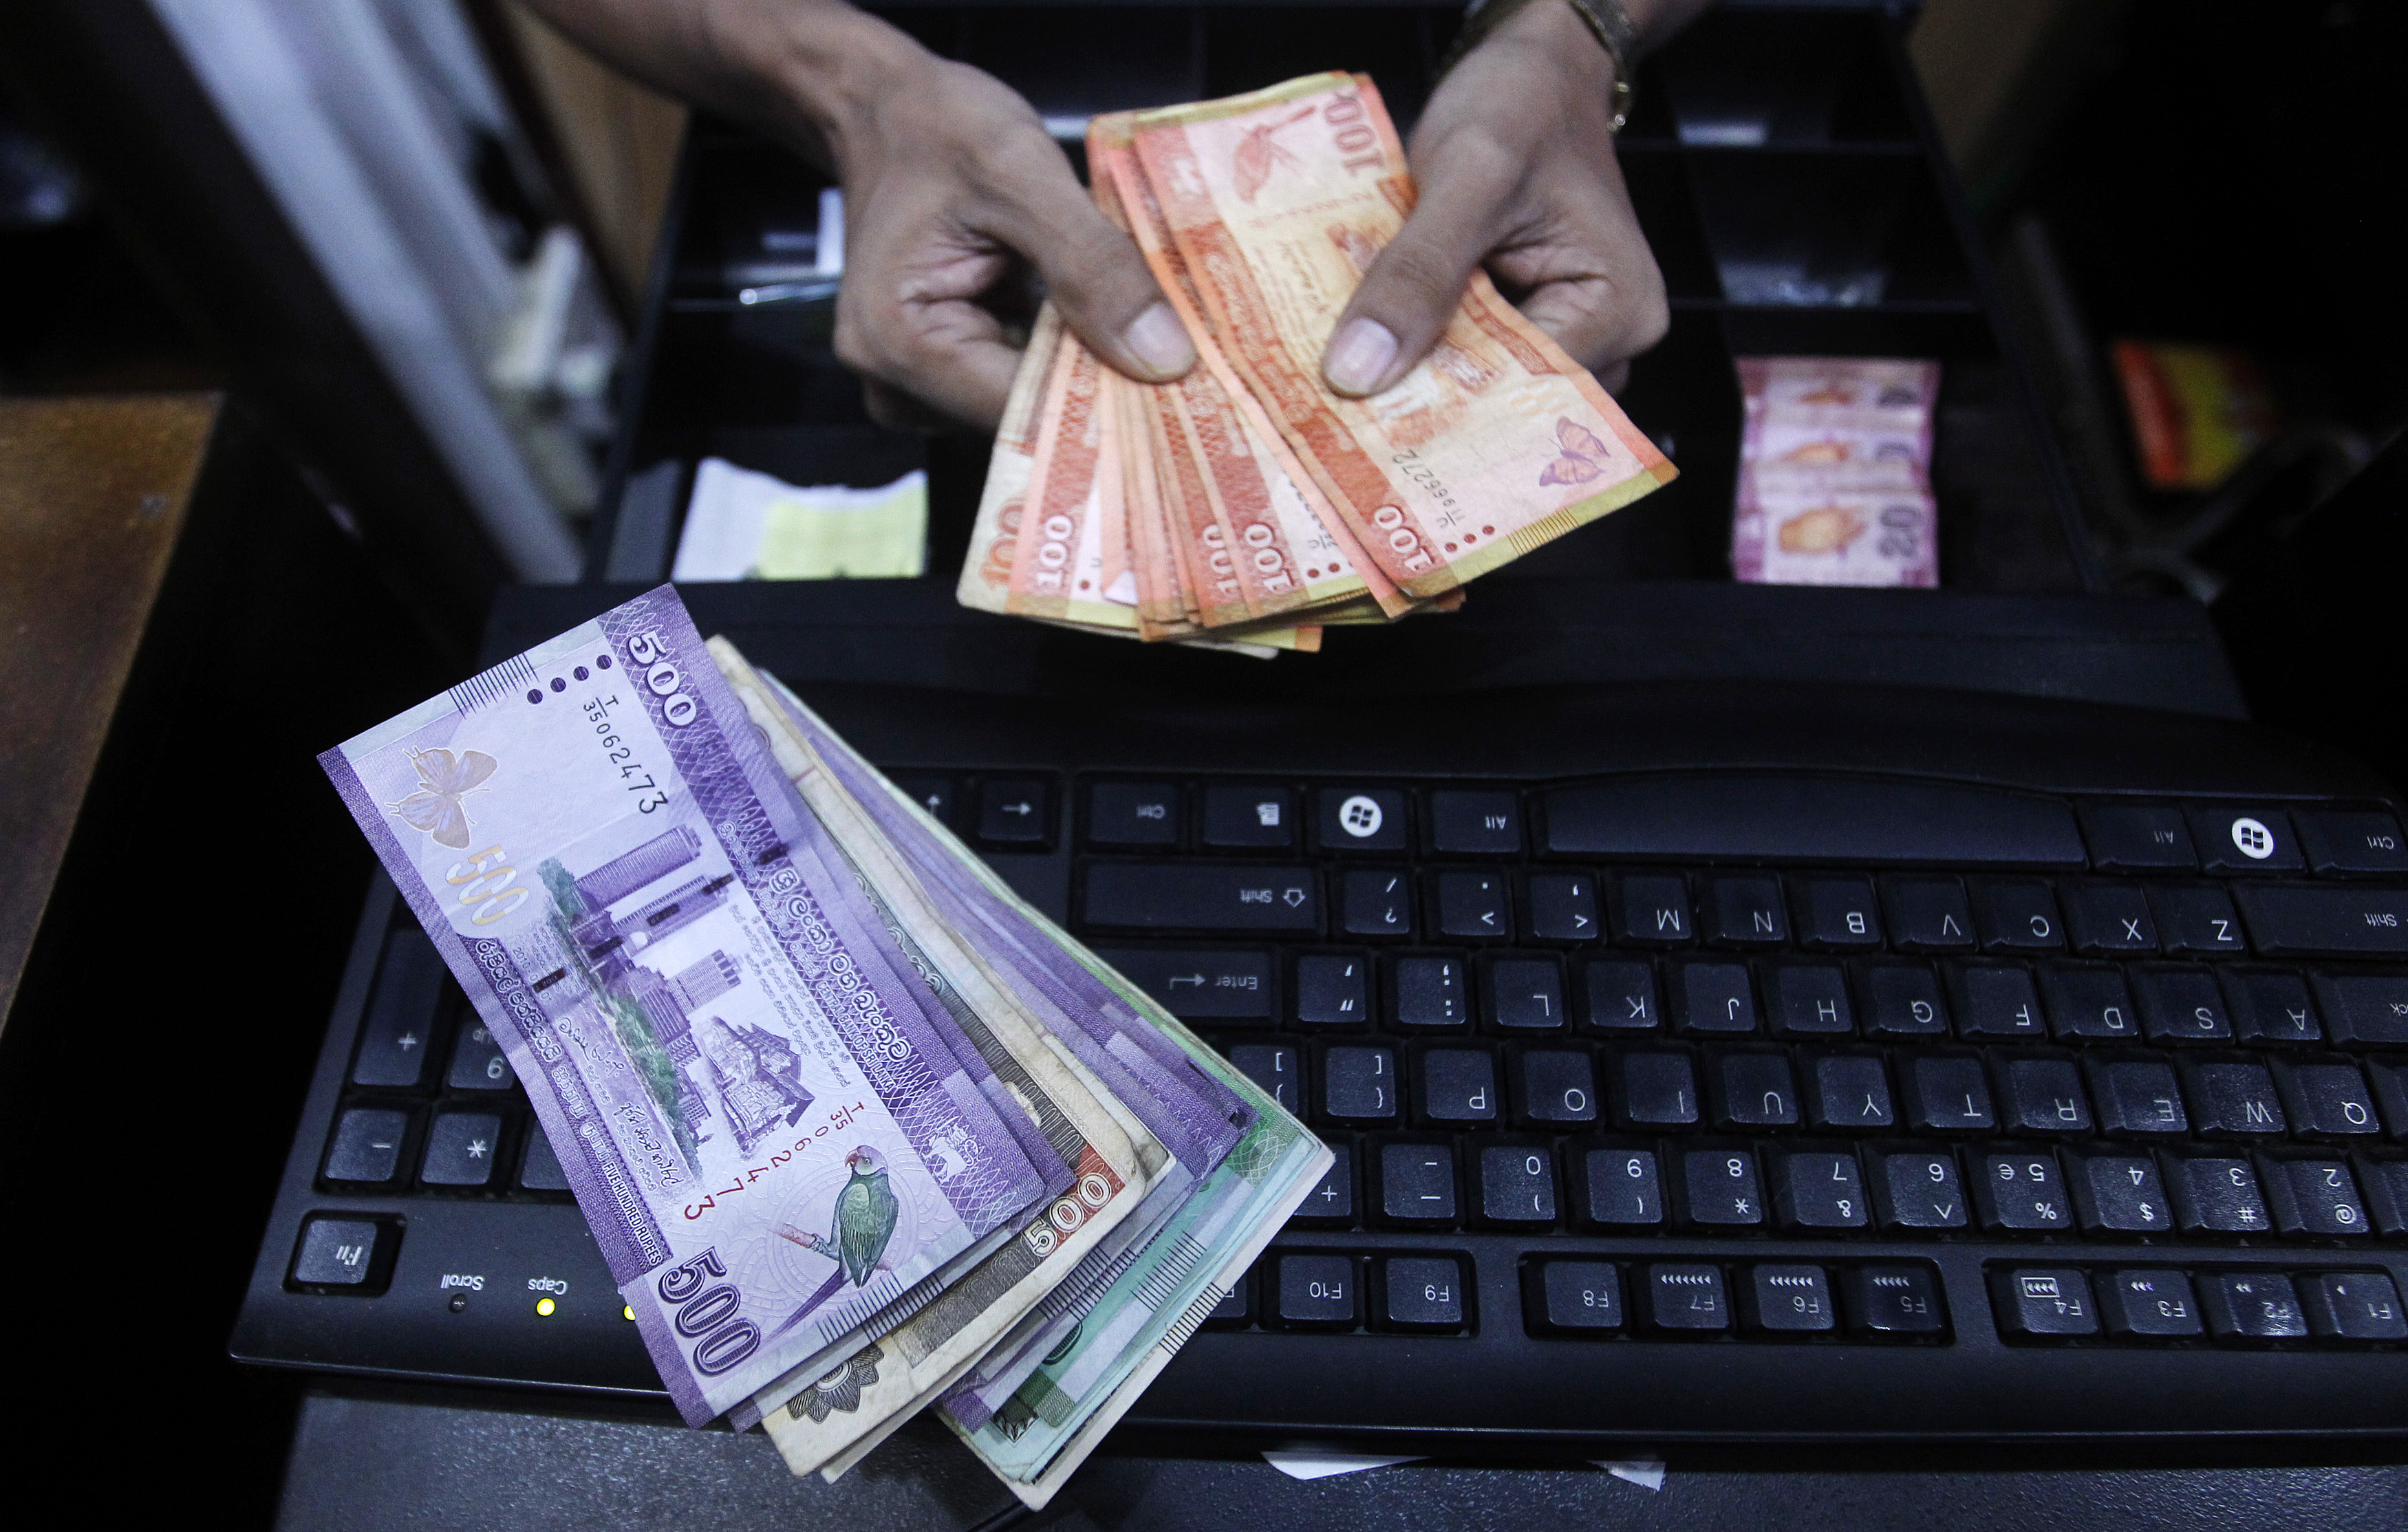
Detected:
left=1436, top=0, right=1637, bottom=133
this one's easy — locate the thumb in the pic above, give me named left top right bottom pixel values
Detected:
left=1010, top=188, right=1196, bottom=385
left=1322, top=171, right=1508, bottom=398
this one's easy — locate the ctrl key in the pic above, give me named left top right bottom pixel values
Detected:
left=1276, top=1254, right=1358, bottom=1328
left=288, top=1216, right=397, bottom=1294
left=1992, top=1268, right=2098, bottom=1339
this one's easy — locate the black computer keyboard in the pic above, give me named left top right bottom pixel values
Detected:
left=235, top=730, right=2408, bottom=1445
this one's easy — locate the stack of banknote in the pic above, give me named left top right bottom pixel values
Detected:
left=321, top=585, right=1329, bottom=1507
left=1730, top=355, right=1942, bottom=587
left=958, top=72, right=1678, bottom=656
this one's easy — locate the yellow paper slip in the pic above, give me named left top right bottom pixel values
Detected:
left=674, top=457, right=929, bottom=580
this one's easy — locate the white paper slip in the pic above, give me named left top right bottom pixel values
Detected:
left=1260, top=1451, right=1424, bottom=1482
left=671, top=458, right=927, bottom=581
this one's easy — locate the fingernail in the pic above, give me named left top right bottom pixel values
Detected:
left=1120, top=302, right=1194, bottom=378
left=1323, top=318, right=1397, bottom=396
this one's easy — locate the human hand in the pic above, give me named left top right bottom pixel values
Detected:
left=1320, top=0, right=1670, bottom=398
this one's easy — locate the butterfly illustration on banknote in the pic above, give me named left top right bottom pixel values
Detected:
left=1537, top=418, right=1617, bottom=486
left=388, top=746, right=498, bottom=850
left=1232, top=106, right=1316, bottom=202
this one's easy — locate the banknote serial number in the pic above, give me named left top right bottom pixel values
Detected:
left=585, top=694, right=669, bottom=812
left=1388, top=449, right=1461, bottom=522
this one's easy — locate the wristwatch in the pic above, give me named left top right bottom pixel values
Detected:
left=1437, top=0, right=1637, bottom=133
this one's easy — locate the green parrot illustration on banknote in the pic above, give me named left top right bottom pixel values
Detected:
left=771, top=1145, right=900, bottom=1336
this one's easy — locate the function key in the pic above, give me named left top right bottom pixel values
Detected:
left=1274, top=1253, right=1358, bottom=1328
left=889, top=773, right=956, bottom=829
left=2301, top=1271, right=2408, bottom=1340
left=288, top=1216, right=398, bottom=1292
left=2190, top=806, right=2304, bottom=873
left=2078, top=802, right=2197, bottom=872
left=1205, top=1273, right=1254, bottom=1328
left=1709, top=874, right=1787, bottom=947
left=1992, top=1268, right=2098, bottom=1339
left=1380, top=1256, right=1468, bottom=1330
left=1429, top=789, right=1521, bottom=854
left=1841, top=1265, right=1946, bottom=1337
left=2197, top=1271, right=2308, bottom=1341
left=1088, top=782, right=1181, bottom=848
left=2098, top=1269, right=2203, bottom=1339
left=1794, top=876, right=1883, bottom=951
left=353, top=929, right=450, bottom=1088
left=1202, top=784, right=1296, bottom=850
left=1317, top=787, right=1409, bottom=854
left=976, top=777, right=1052, bottom=846
left=2296, top=808, right=2408, bottom=875
left=1534, top=1260, right=1624, bottom=1333
left=323, top=1106, right=411, bottom=1185
left=1741, top=1264, right=1836, bottom=1334
left=420, top=1111, right=506, bottom=1187
left=1641, top=1263, right=1732, bottom=1332
left=518, top=1125, right=572, bottom=1191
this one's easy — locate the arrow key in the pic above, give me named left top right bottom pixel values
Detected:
left=976, top=777, right=1051, bottom=846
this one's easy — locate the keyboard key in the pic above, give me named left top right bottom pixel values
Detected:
left=1580, top=1147, right=1664, bottom=1226
left=1206, top=1275, right=1251, bottom=1328
left=2063, top=1149, right=2173, bottom=1232
left=1670, top=960, right=1756, bottom=1036
left=1437, top=872, right=1512, bottom=940
left=1866, top=1147, right=1966, bottom=1229
left=1316, top=1046, right=1390, bottom=1122
left=2100, top=1270, right=2203, bottom=1339
left=1485, top=956, right=1565, bottom=1031
left=2240, top=889, right=2408, bottom=959
left=2065, top=883, right=2159, bottom=954
left=1677, top=1147, right=1763, bottom=1227
left=447, top=1019, right=515, bottom=1090
left=890, top=773, right=955, bottom=829
left=2039, top=962, right=2141, bottom=1042
left=1428, top=790, right=1520, bottom=854
left=1994, top=1269, right=2098, bottom=1338
left=290, top=1216, right=394, bottom=1290
left=1772, top=1151, right=1867, bottom=1229
left=1202, top=785, right=1295, bottom=850
left=1995, top=1055, right=2092, bottom=1133
left=1417, top=1048, right=1498, bottom=1124
left=1292, top=953, right=1368, bottom=1028
left=1096, top=947, right=1273, bottom=1020
left=323, top=1107, right=410, bottom=1184
left=1317, top=787, right=1408, bottom=853
left=2259, top=1155, right=2370, bottom=1236
left=2079, top=803, right=2197, bottom=871
left=2133, top=966, right=2233, bottom=1044
left=1946, top=962, right=2045, bottom=1039
left=1762, top=962, right=1854, bottom=1037
left=1900, top=1055, right=1994, bottom=1132
left=1379, top=1141, right=1457, bottom=1226
left=1805, top=1053, right=1895, bottom=1130
left=1970, top=879, right=2065, bottom=952
left=1582, top=960, right=1659, bottom=1033
left=2164, top=1154, right=2272, bottom=1234
left=1796, top=876, right=1883, bottom=950
left=1743, top=1264, right=1836, bottom=1333
left=1975, top=1151, right=2074, bottom=1232
left=2149, top=885, right=2247, bottom=955
left=1843, top=1266, right=1946, bottom=1337
left=1642, top=1264, right=1731, bottom=1331
left=977, top=777, right=1051, bottom=845
left=1612, top=1050, right=1699, bottom=1128
left=1883, top=876, right=1977, bottom=951
left=1479, top=1144, right=1558, bottom=1227
left=2197, top=1271, right=2307, bottom=1340
left=1081, top=865, right=1318, bottom=934
left=2376, top=1064, right=2408, bottom=1136
left=2302, top=1271, right=2408, bottom=1339
left=1276, top=1254, right=1357, bottom=1327
left=1087, top=782, right=1179, bottom=847
left=2311, top=973, right=2408, bottom=1045
left=2191, top=806, right=2303, bottom=873
left=1710, top=1051, right=1799, bottom=1129
left=2225, top=969, right=2321, bottom=1044
left=2277, top=1060, right=2381, bottom=1139
left=353, top=930, right=448, bottom=1088
left=1382, top=1257, right=1467, bottom=1330
left=2297, top=808, right=2408, bottom=874
left=1515, top=1048, right=1598, bottom=1125
left=2360, top=1156, right=2408, bottom=1234
left=421, top=1111, right=505, bottom=1187
left=1291, top=1140, right=1357, bottom=1227
left=1340, top=870, right=1415, bottom=938
left=1537, top=1260, right=1624, bottom=1330
left=518, top=1126, right=571, bottom=1192
left=1859, top=963, right=1948, bottom=1038
left=1231, top=1043, right=1304, bottom=1116
left=1615, top=874, right=1691, bottom=945
left=1709, top=874, right=1787, bottom=946
left=2088, top=1059, right=2189, bottom=1136
left=1390, top=956, right=1468, bottom=1028
left=1525, top=874, right=1599, bottom=941
left=2180, top=1059, right=2287, bottom=1137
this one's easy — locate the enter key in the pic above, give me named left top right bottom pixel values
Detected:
left=1090, top=947, right=1273, bottom=1020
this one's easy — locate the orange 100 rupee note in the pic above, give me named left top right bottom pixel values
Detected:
left=1128, top=74, right=1676, bottom=598
left=959, top=302, right=1066, bottom=617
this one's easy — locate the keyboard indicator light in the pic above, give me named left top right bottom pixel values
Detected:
left=535, top=1297, right=557, bottom=1317
left=623, top=1305, right=636, bottom=1322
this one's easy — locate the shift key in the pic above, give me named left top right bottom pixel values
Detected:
left=1082, top=864, right=1320, bottom=934
left=1091, top=947, right=1273, bottom=1019
left=2234, top=886, right=2408, bottom=956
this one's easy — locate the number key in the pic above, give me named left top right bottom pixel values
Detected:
left=1974, top=1152, right=2072, bottom=1232
left=1865, top=1147, right=1967, bottom=1230
left=1578, top=1146, right=1664, bottom=1227
left=447, top=1020, right=514, bottom=1090
left=1771, top=1150, right=1868, bottom=1229
left=1677, top=1147, right=1763, bottom=1227
left=2259, top=1156, right=2371, bottom=1236
left=2165, top=1154, right=2272, bottom=1235
left=1478, top=1144, right=1558, bottom=1228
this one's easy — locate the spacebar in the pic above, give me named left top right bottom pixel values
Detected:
left=1542, top=775, right=2087, bottom=865
left=1080, top=864, right=1320, bottom=933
